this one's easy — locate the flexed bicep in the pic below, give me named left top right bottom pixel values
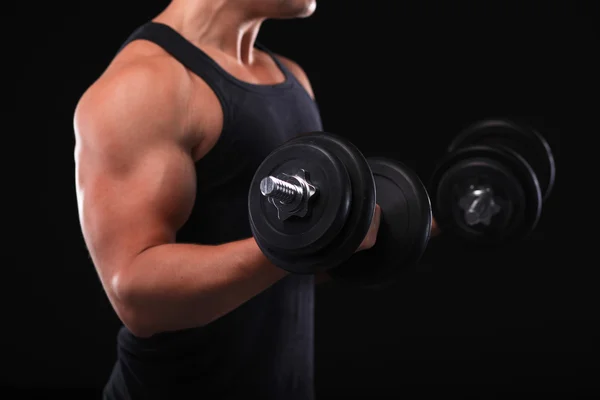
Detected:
left=74, top=60, right=197, bottom=294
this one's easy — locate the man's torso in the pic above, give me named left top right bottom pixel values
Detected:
left=102, top=22, right=323, bottom=400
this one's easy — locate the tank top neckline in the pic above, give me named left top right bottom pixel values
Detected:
left=146, top=21, right=295, bottom=94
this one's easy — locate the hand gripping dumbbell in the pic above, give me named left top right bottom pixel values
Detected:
left=247, top=132, right=432, bottom=288
left=428, top=119, right=556, bottom=244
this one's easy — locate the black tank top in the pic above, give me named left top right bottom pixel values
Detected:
left=103, top=22, right=323, bottom=400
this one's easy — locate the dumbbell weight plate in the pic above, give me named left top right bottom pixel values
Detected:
left=448, top=119, right=556, bottom=201
left=429, top=145, right=542, bottom=244
left=248, top=132, right=375, bottom=274
left=330, top=157, right=432, bottom=288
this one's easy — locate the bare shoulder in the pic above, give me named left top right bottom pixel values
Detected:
left=272, top=53, right=315, bottom=99
left=74, top=49, right=194, bottom=152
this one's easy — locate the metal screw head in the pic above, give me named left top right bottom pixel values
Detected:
left=260, top=169, right=318, bottom=221
left=260, top=176, right=299, bottom=204
left=458, top=185, right=502, bottom=226
left=260, top=176, right=277, bottom=196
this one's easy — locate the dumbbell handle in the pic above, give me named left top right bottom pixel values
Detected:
left=262, top=171, right=498, bottom=229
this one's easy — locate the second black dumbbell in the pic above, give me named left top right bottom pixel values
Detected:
left=428, top=118, right=556, bottom=244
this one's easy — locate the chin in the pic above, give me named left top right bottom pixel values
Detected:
left=296, top=0, right=317, bottom=17
left=277, top=0, right=317, bottom=19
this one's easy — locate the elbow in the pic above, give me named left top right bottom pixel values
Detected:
left=110, top=272, right=157, bottom=338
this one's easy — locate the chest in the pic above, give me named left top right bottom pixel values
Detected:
left=192, top=85, right=323, bottom=192
left=231, top=91, right=322, bottom=153
left=190, top=83, right=322, bottom=160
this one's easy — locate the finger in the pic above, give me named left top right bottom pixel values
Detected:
left=431, top=217, right=441, bottom=236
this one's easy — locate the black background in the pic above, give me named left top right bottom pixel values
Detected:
left=10, top=0, right=595, bottom=398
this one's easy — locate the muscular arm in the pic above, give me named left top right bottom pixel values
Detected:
left=74, top=60, right=286, bottom=338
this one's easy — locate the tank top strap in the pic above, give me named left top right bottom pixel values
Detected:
left=117, top=21, right=236, bottom=128
left=254, top=42, right=294, bottom=82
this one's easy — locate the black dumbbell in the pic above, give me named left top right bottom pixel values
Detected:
left=428, top=119, right=556, bottom=244
left=248, top=132, right=432, bottom=288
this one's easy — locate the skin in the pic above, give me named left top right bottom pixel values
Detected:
left=74, top=0, right=381, bottom=338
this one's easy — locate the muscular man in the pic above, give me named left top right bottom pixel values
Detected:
left=74, top=1, right=382, bottom=398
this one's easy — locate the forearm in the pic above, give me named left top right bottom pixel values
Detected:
left=115, top=238, right=287, bottom=337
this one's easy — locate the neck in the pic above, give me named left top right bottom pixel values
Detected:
left=153, top=0, right=264, bottom=64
